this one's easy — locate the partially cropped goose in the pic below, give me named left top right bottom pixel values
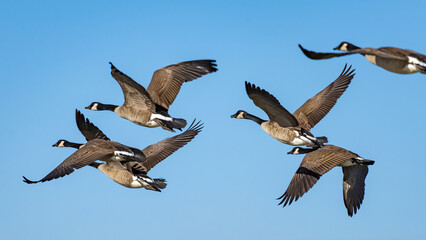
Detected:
left=51, top=110, right=203, bottom=190
left=23, top=138, right=146, bottom=184
left=299, top=42, right=426, bottom=74
left=86, top=60, right=217, bottom=132
left=278, top=145, right=374, bottom=217
left=231, top=65, right=355, bottom=147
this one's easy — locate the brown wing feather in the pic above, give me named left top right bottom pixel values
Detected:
left=141, top=120, right=203, bottom=172
left=343, top=165, right=369, bottom=217
left=23, top=141, right=113, bottom=184
left=109, top=62, right=155, bottom=111
left=147, top=60, right=218, bottom=110
left=245, top=82, right=299, bottom=128
left=278, top=145, right=355, bottom=206
left=293, top=64, right=355, bottom=130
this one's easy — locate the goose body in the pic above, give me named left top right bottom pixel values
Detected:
left=231, top=64, right=355, bottom=147
left=299, top=42, right=426, bottom=74
left=86, top=60, right=217, bottom=131
left=278, top=145, right=375, bottom=217
left=47, top=110, right=203, bottom=190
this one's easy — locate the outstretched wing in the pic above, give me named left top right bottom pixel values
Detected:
left=75, top=109, right=110, bottom=141
left=343, top=165, right=369, bottom=217
left=141, top=120, right=203, bottom=172
left=278, top=146, right=353, bottom=206
left=147, top=60, right=218, bottom=110
left=23, top=142, right=112, bottom=184
left=109, top=62, right=155, bottom=111
left=245, top=82, right=299, bottom=128
left=293, top=64, right=355, bottom=130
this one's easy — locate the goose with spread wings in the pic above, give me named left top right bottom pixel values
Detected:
left=86, top=60, right=217, bottom=132
left=299, top=42, right=426, bottom=74
left=231, top=64, right=355, bottom=147
left=278, top=145, right=374, bottom=217
left=49, top=110, right=203, bottom=191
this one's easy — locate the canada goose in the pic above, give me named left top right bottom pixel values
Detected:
left=278, top=145, right=374, bottom=217
left=23, top=138, right=146, bottom=184
left=86, top=60, right=217, bottom=132
left=51, top=110, right=203, bottom=190
left=231, top=64, right=355, bottom=147
left=299, top=42, right=426, bottom=74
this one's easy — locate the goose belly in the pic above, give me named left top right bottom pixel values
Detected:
left=367, top=55, right=417, bottom=74
left=261, top=122, right=307, bottom=146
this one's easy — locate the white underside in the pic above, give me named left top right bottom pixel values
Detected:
left=150, top=113, right=173, bottom=121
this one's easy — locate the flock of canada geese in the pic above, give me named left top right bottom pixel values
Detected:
left=23, top=42, right=426, bottom=217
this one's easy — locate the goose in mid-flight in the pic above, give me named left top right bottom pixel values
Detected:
left=50, top=110, right=203, bottom=190
left=299, top=42, right=426, bottom=74
left=231, top=64, right=355, bottom=147
left=23, top=138, right=146, bottom=185
left=278, top=145, right=374, bottom=217
left=86, top=60, right=217, bottom=132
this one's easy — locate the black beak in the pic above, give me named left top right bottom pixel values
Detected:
left=52, top=143, right=58, bottom=147
left=287, top=151, right=292, bottom=154
left=230, top=114, right=237, bottom=118
left=85, top=105, right=91, bottom=109
left=333, top=47, right=339, bottom=50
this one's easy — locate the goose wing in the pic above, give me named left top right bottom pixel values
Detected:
left=147, top=60, right=218, bottom=110
left=75, top=109, right=110, bottom=141
left=109, top=62, right=155, bottom=112
left=342, top=165, right=369, bottom=217
left=292, top=64, right=355, bottom=130
left=299, top=44, right=357, bottom=59
left=23, top=141, right=115, bottom=184
left=245, top=82, right=299, bottom=128
left=141, top=120, right=203, bottom=172
left=278, top=145, right=353, bottom=206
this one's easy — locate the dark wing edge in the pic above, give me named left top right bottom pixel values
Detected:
left=245, top=81, right=299, bottom=127
left=75, top=109, right=110, bottom=141
left=343, top=165, right=369, bottom=217
left=277, top=171, right=320, bottom=207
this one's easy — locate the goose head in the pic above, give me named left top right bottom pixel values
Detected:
left=52, top=139, right=84, bottom=149
left=85, top=102, right=100, bottom=111
left=230, top=110, right=248, bottom=119
left=333, top=42, right=359, bottom=51
left=52, top=139, right=71, bottom=148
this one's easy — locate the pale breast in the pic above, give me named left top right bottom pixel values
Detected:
left=261, top=121, right=300, bottom=145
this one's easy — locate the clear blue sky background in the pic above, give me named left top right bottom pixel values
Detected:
left=2, top=1, right=425, bottom=239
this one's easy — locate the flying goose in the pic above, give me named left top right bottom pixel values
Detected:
left=231, top=64, right=355, bottom=147
left=278, top=145, right=374, bottom=216
left=86, top=60, right=217, bottom=132
left=23, top=138, right=146, bottom=184
left=299, top=42, right=426, bottom=74
left=51, top=110, right=203, bottom=190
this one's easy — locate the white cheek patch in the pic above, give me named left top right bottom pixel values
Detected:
left=58, top=141, right=65, bottom=147
left=341, top=43, right=348, bottom=51
left=91, top=103, right=99, bottom=110
left=150, top=113, right=173, bottom=121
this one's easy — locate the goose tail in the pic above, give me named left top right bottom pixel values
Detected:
left=161, top=118, right=187, bottom=132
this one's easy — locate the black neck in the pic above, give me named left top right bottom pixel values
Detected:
left=296, top=147, right=317, bottom=154
left=99, top=103, right=118, bottom=111
left=347, top=43, right=361, bottom=51
left=66, top=141, right=84, bottom=149
left=245, top=113, right=266, bottom=125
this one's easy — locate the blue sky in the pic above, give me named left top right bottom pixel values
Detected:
left=2, top=1, right=426, bottom=239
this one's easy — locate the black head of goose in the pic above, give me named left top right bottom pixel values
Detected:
left=86, top=60, right=217, bottom=132
left=231, top=64, right=355, bottom=148
left=278, top=145, right=374, bottom=217
left=299, top=42, right=426, bottom=74
left=47, top=109, right=203, bottom=190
